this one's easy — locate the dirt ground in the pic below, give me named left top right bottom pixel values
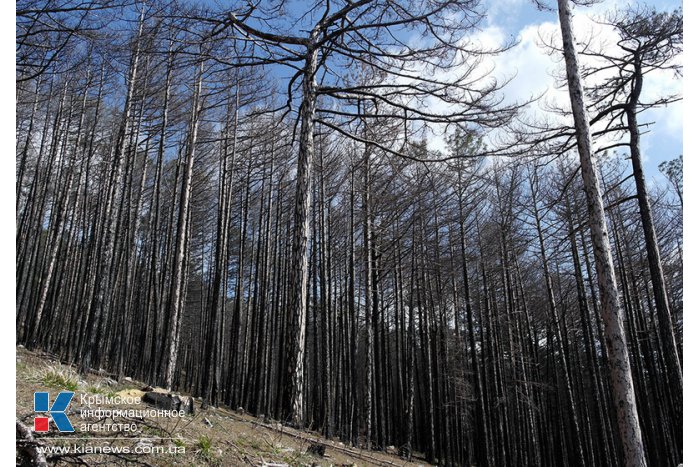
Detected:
left=16, top=347, right=431, bottom=467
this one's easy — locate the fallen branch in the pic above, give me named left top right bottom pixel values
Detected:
left=16, top=419, right=48, bottom=467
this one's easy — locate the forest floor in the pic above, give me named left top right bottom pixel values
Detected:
left=16, top=346, right=430, bottom=467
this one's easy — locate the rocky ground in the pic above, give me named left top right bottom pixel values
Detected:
left=16, top=347, right=430, bottom=467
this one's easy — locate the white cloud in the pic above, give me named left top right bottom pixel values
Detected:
left=640, top=63, right=683, bottom=139
left=420, top=1, right=682, bottom=159
left=474, top=2, right=682, bottom=156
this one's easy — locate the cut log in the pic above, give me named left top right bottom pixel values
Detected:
left=306, top=442, right=326, bottom=456
left=142, top=392, right=195, bottom=415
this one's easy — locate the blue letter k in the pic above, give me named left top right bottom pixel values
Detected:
left=35, top=392, right=74, bottom=432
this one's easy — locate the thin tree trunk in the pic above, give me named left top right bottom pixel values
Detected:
left=626, top=58, right=683, bottom=438
left=164, top=59, right=204, bottom=390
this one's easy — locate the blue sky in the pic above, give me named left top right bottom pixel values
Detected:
left=207, top=0, right=683, bottom=183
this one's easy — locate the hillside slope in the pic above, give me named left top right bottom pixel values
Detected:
left=16, top=347, right=431, bottom=467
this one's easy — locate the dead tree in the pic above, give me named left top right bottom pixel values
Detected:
left=222, top=0, right=519, bottom=427
left=581, top=7, right=683, bottom=440
left=555, top=1, right=646, bottom=465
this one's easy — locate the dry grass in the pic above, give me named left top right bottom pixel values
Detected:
left=16, top=346, right=429, bottom=466
left=30, top=362, right=79, bottom=391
